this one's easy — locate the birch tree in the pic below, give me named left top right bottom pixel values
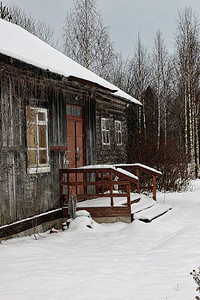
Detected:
left=152, top=30, right=172, bottom=149
left=0, top=2, right=58, bottom=48
left=62, top=0, right=114, bottom=77
left=175, top=7, right=200, bottom=178
left=128, top=35, right=150, bottom=137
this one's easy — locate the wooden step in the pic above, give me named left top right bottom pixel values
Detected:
left=122, top=197, right=141, bottom=206
left=133, top=204, right=172, bottom=223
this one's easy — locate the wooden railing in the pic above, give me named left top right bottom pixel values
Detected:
left=60, top=167, right=138, bottom=208
left=60, top=164, right=163, bottom=211
left=114, top=163, right=163, bottom=200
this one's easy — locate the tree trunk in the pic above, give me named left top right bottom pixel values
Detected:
left=188, top=89, right=196, bottom=179
left=184, top=83, right=188, bottom=158
left=195, top=110, right=200, bottom=177
left=85, top=0, right=89, bottom=69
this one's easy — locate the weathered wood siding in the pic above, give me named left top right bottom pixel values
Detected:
left=96, top=97, right=128, bottom=165
left=0, top=61, right=97, bottom=226
left=0, top=55, right=131, bottom=228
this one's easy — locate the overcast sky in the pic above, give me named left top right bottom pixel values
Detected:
left=2, top=0, right=200, bottom=57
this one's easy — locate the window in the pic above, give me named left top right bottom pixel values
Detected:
left=26, top=107, right=50, bottom=174
left=101, top=118, right=110, bottom=145
left=115, top=120, right=122, bottom=145
left=66, top=105, right=82, bottom=117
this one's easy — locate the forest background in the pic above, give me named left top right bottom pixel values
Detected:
left=1, top=0, right=200, bottom=190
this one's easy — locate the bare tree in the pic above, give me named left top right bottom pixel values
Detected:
left=0, top=1, right=11, bottom=21
left=62, top=0, right=114, bottom=77
left=0, top=2, right=58, bottom=48
left=128, top=34, right=150, bottom=137
left=151, top=30, right=172, bottom=149
left=106, top=52, right=130, bottom=91
left=175, top=7, right=200, bottom=178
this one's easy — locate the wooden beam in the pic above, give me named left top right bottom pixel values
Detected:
left=61, top=180, right=130, bottom=186
left=127, top=183, right=131, bottom=207
left=0, top=209, right=63, bottom=239
left=76, top=206, right=131, bottom=217
left=136, top=168, right=140, bottom=194
left=109, top=171, right=114, bottom=206
left=76, top=193, right=129, bottom=199
left=153, top=175, right=156, bottom=200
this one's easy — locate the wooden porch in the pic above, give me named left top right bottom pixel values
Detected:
left=60, top=164, right=163, bottom=222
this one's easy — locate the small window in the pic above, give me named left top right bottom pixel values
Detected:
left=115, top=120, right=122, bottom=145
left=101, top=118, right=110, bottom=145
left=66, top=105, right=82, bottom=117
left=26, top=107, right=50, bottom=174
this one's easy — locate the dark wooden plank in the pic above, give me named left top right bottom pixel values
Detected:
left=0, top=209, right=63, bottom=239
left=61, top=180, right=130, bottom=186
left=76, top=206, right=131, bottom=217
left=75, top=193, right=129, bottom=198
left=153, top=175, right=156, bottom=200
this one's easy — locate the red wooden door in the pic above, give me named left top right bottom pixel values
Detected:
left=67, top=105, right=84, bottom=196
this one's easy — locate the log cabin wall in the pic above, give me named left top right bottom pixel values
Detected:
left=0, top=57, right=97, bottom=226
left=96, top=97, right=128, bottom=165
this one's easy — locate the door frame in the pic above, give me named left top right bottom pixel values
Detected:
left=66, top=104, right=85, bottom=168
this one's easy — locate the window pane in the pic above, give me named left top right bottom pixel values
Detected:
left=76, top=107, right=81, bottom=117
left=28, top=150, right=36, bottom=165
left=38, top=112, right=45, bottom=121
left=105, top=119, right=109, bottom=130
left=39, top=125, right=46, bottom=148
left=102, top=119, right=105, bottom=130
left=101, top=118, right=110, bottom=144
left=72, top=106, right=77, bottom=116
left=106, top=132, right=110, bottom=144
left=39, top=150, right=47, bottom=164
left=27, top=108, right=35, bottom=122
left=27, top=124, right=36, bottom=148
left=66, top=105, right=71, bottom=115
left=103, top=132, right=106, bottom=144
left=119, top=132, right=122, bottom=144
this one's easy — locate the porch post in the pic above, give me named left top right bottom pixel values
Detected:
left=153, top=175, right=156, bottom=200
left=101, top=171, right=104, bottom=194
left=67, top=172, right=70, bottom=194
left=109, top=171, right=114, bottom=206
left=60, top=170, right=63, bottom=207
left=127, top=183, right=131, bottom=208
left=136, top=168, right=140, bottom=194
left=96, top=171, right=99, bottom=194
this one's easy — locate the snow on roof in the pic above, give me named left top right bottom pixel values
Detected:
left=0, top=19, right=141, bottom=106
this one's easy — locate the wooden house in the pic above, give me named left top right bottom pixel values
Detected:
left=0, top=19, right=146, bottom=239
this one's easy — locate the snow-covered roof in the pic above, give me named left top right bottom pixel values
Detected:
left=0, top=19, right=141, bottom=106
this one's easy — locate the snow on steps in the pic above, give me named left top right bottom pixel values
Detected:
left=131, top=195, right=171, bottom=223
left=76, top=193, right=171, bottom=223
left=77, top=193, right=141, bottom=208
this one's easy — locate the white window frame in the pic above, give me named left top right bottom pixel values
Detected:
left=115, top=120, right=122, bottom=145
left=101, top=118, right=110, bottom=145
left=26, top=107, right=50, bottom=174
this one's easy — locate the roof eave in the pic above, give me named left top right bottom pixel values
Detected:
left=67, top=75, right=117, bottom=93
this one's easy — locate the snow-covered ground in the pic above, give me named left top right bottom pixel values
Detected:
left=1, top=180, right=200, bottom=300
